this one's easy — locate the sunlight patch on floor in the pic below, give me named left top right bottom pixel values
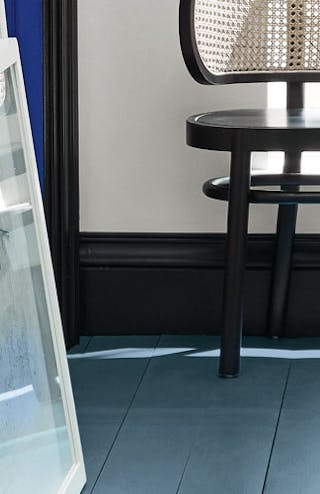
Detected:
left=68, top=346, right=320, bottom=360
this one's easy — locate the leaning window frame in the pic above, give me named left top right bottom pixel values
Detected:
left=0, top=0, right=7, bottom=38
left=0, top=36, right=86, bottom=494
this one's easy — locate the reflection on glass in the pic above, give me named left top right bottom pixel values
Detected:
left=0, top=68, right=73, bottom=493
left=0, top=72, right=5, bottom=107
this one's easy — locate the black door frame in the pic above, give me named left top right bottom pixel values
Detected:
left=43, top=0, right=79, bottom=349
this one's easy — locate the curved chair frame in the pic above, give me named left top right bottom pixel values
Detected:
left=204, top=173, right=320, bottom=204
left=179, top=0, right=320, bottom=85
left=179, top=0, right=320, bottom=377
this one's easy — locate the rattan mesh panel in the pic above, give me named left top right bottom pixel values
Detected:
left=194, top=0, right=320, bottom=74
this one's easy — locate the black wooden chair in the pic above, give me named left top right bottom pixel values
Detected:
left=179, top=0, right=320, bottom=377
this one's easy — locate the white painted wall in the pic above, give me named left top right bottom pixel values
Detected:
left=78, top=0, right=320, bottom=233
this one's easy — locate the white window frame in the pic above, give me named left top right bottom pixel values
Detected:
left=0, top=25, right=86, bottom=494
left=0, top=0, right=7, bottom=38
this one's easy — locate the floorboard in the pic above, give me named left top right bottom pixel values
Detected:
left=69, top=335, right=159, bottom=494
left=263, top=360, right=320, bottom=494
left=70, top=335, right=320, bottom=494
left=90, top=336, right=289, bottom=494
left=178, top=409, right=279, bottom=494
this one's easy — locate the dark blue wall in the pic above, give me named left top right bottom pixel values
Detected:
left=5, top=0, right=43, bottom=187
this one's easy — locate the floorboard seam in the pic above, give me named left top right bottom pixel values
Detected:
left=83, top=337, right=93, bottom=353
left=261, top=363, right=292, bottom=494
left=175, top=441, right=195, bottom=494
left=89, top=334, right=162, bottom=493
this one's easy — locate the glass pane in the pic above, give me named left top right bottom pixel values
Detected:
left=0, top=67, right=73, bottom=493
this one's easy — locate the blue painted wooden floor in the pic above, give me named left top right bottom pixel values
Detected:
left=68, top=336, right=320, bottom=494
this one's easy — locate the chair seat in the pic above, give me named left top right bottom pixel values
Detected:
left=187, top=108, right=320, bottom=152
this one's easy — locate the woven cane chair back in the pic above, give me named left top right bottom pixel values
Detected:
left=179, top=0, right=320, bottom=84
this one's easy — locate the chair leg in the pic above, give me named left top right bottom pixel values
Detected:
left=268, top=205, right=297, bottom=338
left=219, top=134, right=251, bottom=378
left=268, top=151, right=301, bottom=338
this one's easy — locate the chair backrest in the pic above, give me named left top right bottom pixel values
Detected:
left=179, top=0, right=320, bottom=84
